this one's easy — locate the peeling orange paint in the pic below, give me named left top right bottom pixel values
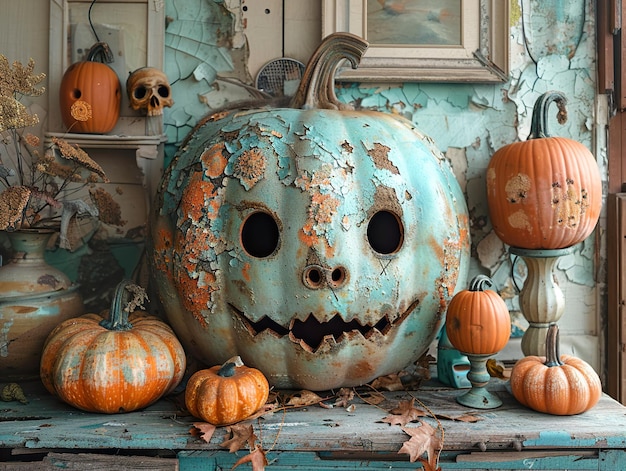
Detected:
left=507, top=209, right=533, bottom=231
left=368, top=142, right=399, bottom=174
left=242, top=262, right=251, bottom=282
left=151, top=219, right=174, bottom=275
left=457, top=214, right=470, bottom=246
left=234, top=148, right=267, bottom=188
left=295, top=166, right=333, bottom=192
left=551, top=180, right=589, bottom=227
left=180, top=175, right=217, bottom=222
left=179, top=265, right=217, bottom=329
left=310, top=192, right=340, bottom=225
left=505, top=173, right=531, bottom=203
left=299, top=221, right=320, bottom=247
left=201, top=143, right=229, bottom=178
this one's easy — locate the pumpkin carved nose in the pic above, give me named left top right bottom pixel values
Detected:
left=302, top=264, right=347, bottom=290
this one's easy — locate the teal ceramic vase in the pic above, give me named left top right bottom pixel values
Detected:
left=0, top=230, right=84, bottom=380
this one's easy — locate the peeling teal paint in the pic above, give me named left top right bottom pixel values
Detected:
left=162, top=0, right=605, bottom=366
left=151, top=101, right=471, bottom=390
left=524, top=430, right=626, bottom=449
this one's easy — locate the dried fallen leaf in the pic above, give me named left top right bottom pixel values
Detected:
left=360, top=390, right=386, bottom=405
left=487, top=358, right=510, bottom=379
left=0, top=383, right=27, bottom=404
left=417, top=456, right=442, bottom=471
left=398, top=421, right=442, bottom=468
left=382, top=398, right=426, bottom=426
left=435, top=412, right=482, bottom=423
left=397, top=371, right=424, bottom=390
left=370, top=373, right=404, bottom=391
left=231, top=445, right=268, bottom=471
left=452, top=414, right=483, bottom=423
left=267, top=389, right=280, bottom=404
left=334, top=388, right=354, bottom=408
left=286, top=390, right=325, bottom=407
left=189, top=422, right=217, bottom=443
left=416, top=353, right=436, bottom=371
left=221, top=423, right=256, bottom=453
left=243, top=403, right=277, bottom=421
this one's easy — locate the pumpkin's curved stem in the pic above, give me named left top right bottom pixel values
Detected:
left=100, top=279, right=140, bottom=331
left=528, top=91, right=568, bottom=139
left=218, top=355, right=244, bottom=377
left=290, top=32, right=368, bottom=110
left=544, top=323, right=564, bottom=367
left=87, top=41, right=114, bottom=64
left=468, top=274, right=494, bottom=292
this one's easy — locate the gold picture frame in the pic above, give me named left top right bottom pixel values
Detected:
left=322, top=0, right=509, bottom=82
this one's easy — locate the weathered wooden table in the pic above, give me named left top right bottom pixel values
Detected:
left=1, top=379, right=625, bottom=470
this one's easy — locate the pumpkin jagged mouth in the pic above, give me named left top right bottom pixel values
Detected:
left=229, top=300, right=418, bottom=352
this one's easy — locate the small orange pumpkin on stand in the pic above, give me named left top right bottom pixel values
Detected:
left=486, top=90, right=603, bottom=358
left=510, top=323, right=602, bottom=415
left=40, top=279, right=186, bottom=414
left=59, top=42, right=121, bottom=134
left=185, top=356, right=270, bottom=426
left=486, top=90, right=602, bottom=250
left=445, top=274, right=511, bottom=409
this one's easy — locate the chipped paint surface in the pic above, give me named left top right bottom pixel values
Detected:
left=331, top=1, right=603, bottom=364
left=152, top=105, right=470, bottom=390
left=162, top=0, right=604, bottom=370
left=486, top=134, right=602, bottom=250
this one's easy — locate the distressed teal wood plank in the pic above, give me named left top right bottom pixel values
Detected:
left=2, top=379, right=626, bottom=468
left=179, top=450, right=426, bottom=470
left=599, top=449, right=626, bottom=471
left=178, top=450, right=601, bottom=470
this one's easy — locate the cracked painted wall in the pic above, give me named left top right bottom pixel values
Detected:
left=163, top=0, right=606, bottom=371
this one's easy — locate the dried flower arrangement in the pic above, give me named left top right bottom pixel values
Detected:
left=0, top=54, right=123, bottom=249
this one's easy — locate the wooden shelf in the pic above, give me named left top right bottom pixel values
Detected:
left=1, top=379, right=626, bottom=470
left=44, top=132, right=167, bottom=160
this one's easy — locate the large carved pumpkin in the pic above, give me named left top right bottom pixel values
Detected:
left=149, top=33, right=470, bottom=390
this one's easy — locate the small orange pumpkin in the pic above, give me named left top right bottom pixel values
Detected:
left=510, top=323, right=601, bottom=415
left=445, top=274, right=511, bottom=355
left=185, top=356, right=270, bottom=426
left=40, top=280, right=186, bottom=413
left=486, top=91, right=602, bottom=250
left=59, top=42, right=121, bottom=133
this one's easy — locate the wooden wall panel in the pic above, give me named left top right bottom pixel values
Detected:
left=607, top=194, right=626, bottom=403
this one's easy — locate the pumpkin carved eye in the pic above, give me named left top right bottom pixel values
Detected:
left=367, top=210, right=403, bottom=255
left=241, top=211, right=280, bottom=258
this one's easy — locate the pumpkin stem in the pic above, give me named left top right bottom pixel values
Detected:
left=86, top=41, right=115, bottom=64
left=218, top=356, right=244, bottom=377
left=99, top=279, right=142, bottom=331
left=290, top=32, right=368, bottom=111
left=544, top=323, right=564, bottom=367
left=468, top=274, right=494, bottom=292
left=528, top=91, right=568, bottom=140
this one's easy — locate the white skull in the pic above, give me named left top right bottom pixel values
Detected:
left=126, top=67, right=173, bottom=116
